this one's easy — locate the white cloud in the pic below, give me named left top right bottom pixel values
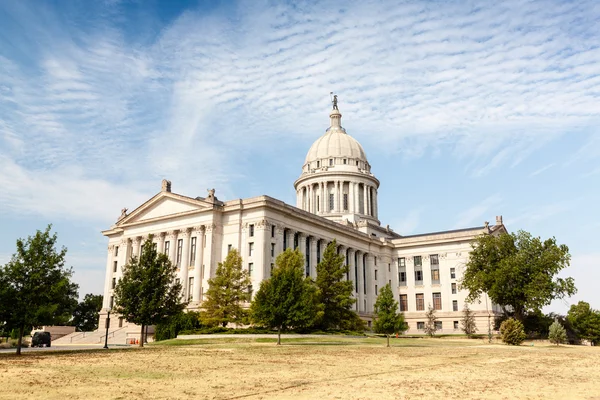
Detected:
left=454, top=195, right=503, bottom=229
left=394, top=207, right=424, bottom=235
left=529, top=163, right=555, bottom=177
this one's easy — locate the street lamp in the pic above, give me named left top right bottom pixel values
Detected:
left=103, top=310, right=111, bottom=349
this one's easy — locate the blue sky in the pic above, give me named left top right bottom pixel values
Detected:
left=0, top=0, right=598, bottom=314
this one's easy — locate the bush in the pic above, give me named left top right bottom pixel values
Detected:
left=154, top=311, right=203, bottom=341
left=548, top=320, right=567, bottom=345
left=500, top=318, right=526, bottom=345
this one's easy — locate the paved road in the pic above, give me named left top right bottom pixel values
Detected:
left=0, top=344, right=131, bottom=354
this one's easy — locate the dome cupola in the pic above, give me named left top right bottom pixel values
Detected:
left=294, top=98, right=380, bottom=225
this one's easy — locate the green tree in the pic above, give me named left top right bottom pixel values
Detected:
left=70, top=294, right=103, bottom=332
left=567, top=301, right=600, bottom=345
left=0, top=225, right=79, bottom=355
left=461, top=230, right=576, bottom=321
left=548, top=320, right=567, bottom=346
left=250, top=249, right=321, bottom=345
left=461, top=304, right=478, bottom=338
left=500, top=318, right=526, bottom=345
left=154, top=311, right=203, bottom=341
left=201, top=249, right=251, bottom=327
left=373, top=284, right=406, bottom=347
left=113, top=236, right=185, bottom=347
left=424, top=305, right=438, bottom=337
left=315, top=240, right=357, bottom=330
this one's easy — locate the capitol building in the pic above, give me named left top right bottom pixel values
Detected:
left=100, top=103, right=504, bottom=334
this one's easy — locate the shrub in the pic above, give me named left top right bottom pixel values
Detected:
left=154, top=311, right=203, bottom=341
left=500, top=318, right=526, bottom=345
left=548, top=320, right=567, bottom=345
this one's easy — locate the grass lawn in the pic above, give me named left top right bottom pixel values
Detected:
left=1, top=336, right=598, bottom=399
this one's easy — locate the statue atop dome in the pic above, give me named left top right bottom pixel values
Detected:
left=332, top=94, right=338, bottom=110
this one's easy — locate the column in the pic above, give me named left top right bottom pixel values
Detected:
left=193, top=226, right=205, bottom=303
left=118, top=238, right=128, bottom=276
left=102, top=245, right=115, bottom=310
left=180, top=228, right=192, bottom=300
left=167, top=230, right=178, bottom=265
left=298, top=233, right=307, bottom=276
left=286, top=229, right=295, bottom=251
left=363, top=185, right=369, bottom=216
left=333, top=180, right=339, bottom=212
left=131, top=237, right=141, bottom=259
left=320, top=181, right=325, bottom=213
left=356, top=251, right=364, bottom=312
left=373, top=189, right=378, bottom=219
left=275, top=225, right=285, bottom=256
left=366, top=254, right=375, bottom=312
left=348, top=249, right=357, bottom=298
left=355, top=183, right=360, bottom=215
left=309, top=237, right=318, bottom=278
left=338, top=245, right=347, bottom=280
left=202, top=224, right=216, bottom=301
left=158, top=232, right=166, bottom=253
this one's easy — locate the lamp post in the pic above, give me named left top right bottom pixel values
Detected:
left=103, top=310, right=111, bottom=349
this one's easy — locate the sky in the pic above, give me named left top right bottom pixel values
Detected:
left=0, top=0, right=598, bottom=314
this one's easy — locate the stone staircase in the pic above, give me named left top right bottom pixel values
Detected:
left=53, top=326, right=143, bottom=345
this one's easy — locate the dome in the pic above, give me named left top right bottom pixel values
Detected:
left=304, top=109, right=368, bottom=165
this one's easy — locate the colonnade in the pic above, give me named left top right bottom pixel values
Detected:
left=296, top=180, right=378, bottom=218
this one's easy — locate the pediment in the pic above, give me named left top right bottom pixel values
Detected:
left=119, top=193, right=210, bottom=225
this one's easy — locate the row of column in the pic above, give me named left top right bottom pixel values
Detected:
left=297, top=180, right=378, bottom=218
left=103, top=224, right=216, bottom=310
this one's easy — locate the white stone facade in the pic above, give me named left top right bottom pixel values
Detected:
left=100, top=105, right=504, bottom=335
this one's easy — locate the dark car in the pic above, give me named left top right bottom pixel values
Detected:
left=31, top=332, right=51, bottom=347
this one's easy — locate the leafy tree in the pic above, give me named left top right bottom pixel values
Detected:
left=500, top=318, right=526, bottom=345
left=70, top=294, right=103, bottom=332
left=373, top=284, right=406, bottom=347
left=315, top=240, right=357, bottom=330
left=548, top=320, right=567, bottom=345
left=113, top=236, right=185, bottom=347
left=250, top=249, right=321, bottom=345
left=424, top=305, right=438, bottom=337
left=461, top=304, right=478, bottom=338
left=155, top=311, right=203, bottom=341
left=0, top=225, right=79, bottom=355
left=567, top=301, right=600, bottom=345
left=461, top=230, right=576, bottom=321
left=201, top=249, right=251, bottom=327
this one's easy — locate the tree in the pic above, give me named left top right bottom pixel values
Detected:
left=250, top=249, right=321, bottom=345
left=201, top=249, right=251, bottom=327
left=0, top=225, right=79, bottom=355
left=461, top=230, right=576, bottom=321
left=424, top=305, right=438, bottom=337
left=373, top=284, right=407, bottom=347
left=315, top=240, right=357, bottom=330
left=567, top=301, right=600, bottom=345
left=113, top=236, right=185, bottom=347
left=548, top=320, right=567, bottom=346
left=500, top=318, right=526, bottom=345
left=461, top=304, right=478, bottom=338
left=70, top=294, right=103, bottom=332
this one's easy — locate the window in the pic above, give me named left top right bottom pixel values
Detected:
left=374, top=270, right=378, bottom=280
left=375, top=285, right=378, bottom=295
left=431, top=268, right=440, bottom=284
left=450, top=267, right=456, bottom=279
left=109, top=296, right=114, bottom=309
left=398, top=257, right=406, bottom=267
left=329, top=158, right=333, bottom=166
left=188, top=277, right=194, bottom=301
left=248, top=263, right=254, bottom=276
left=248, top=285, right=253, bottom=299
left=271, top=225, right=275, bottom=238
left=317, top=161, right=320, bottom=168
left=343, top=193, right=348, bottom=210
left=271, top=243, right=275, bottom=257
left=388, top=263, right=391, bottom=273
left=454, top=321, right=459, bottom=330
left=417, top=321, right=425, bottom=330
left=374, top=257, right=377, bottom=266
left=317, top=196, right=320, bottom=212
left=430, top=254, right=439, bottom=266
left=113, top=261, right=118, bottom=273
left=399, top=266, right=406, bottom=285
left=414, top=270, right=423, bottom=284
left=190, top=237, right=197, bottom=266
left=414, top=255, right=422, bottom=266
left=400, top=295, right=408, bottom=311
left=249, top=224, right=255, bottom=237
left=416, top=293, right=425, bottom=311
left=111, top=277, right=116, bottom=289
left=329, top=193, right=334, bottom=211
left=453, top=300, right=458, bottom=311
left=119, top=317, right=124, bottom=328
left=356, top=160, right=359, bottom=166
left=249, top=242, right=254, bottom=257
left=176, top=239, right=183, bottom=266
left=343, top=159, right=347, bottom=164
left=451, top=283, right=457, bottom=294
left=435, top=321, right=443, bottom=330
left=433, top=292, right=442, bottom=310
left=389, top=279, right=392, bottom=286
left=114, top=246, right=119, bottom=257
left=164, top=241, right=170, bottom=255
left=270, top=263, right=274, bottom=273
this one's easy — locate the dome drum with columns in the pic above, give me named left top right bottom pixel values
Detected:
left=294, top=107, right=380, bottom=225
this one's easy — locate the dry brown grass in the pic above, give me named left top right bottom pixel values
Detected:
left=1, top=337, right=599, bottom=400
